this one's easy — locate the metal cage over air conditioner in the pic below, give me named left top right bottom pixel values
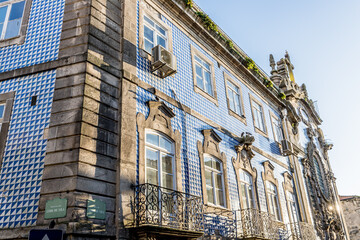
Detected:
left=281, top=139, right=293, bottom=156
left=151, top=45, right=177, bottom=78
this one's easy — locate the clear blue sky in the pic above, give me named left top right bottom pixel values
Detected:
left=194, top=0, right=360, bottom=196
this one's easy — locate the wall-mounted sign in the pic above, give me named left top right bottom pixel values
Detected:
left=28, top=229, right=63, bottom=240
left=86, top=199, right=106, bottom=220
left=44, top=198, right=67, bottom=219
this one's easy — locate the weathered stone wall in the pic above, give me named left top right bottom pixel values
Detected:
left=38, top=0, right=123, bottom=238
left=341, top=197, right=360, bottom=240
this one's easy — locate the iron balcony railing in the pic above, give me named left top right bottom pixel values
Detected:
left=203, top=208, right=286, bottom=240
left=287, top=222, right=317, bottom=240
left=133, top=183, right=204, bottom=232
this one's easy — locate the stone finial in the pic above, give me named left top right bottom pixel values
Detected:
left=269, top=54, right=276, bottom=72
left=285, top=50, right=291, bottom=62
left=238, top=132, right=255, bottom=145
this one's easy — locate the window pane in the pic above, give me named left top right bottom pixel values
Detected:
left=146, top=133, right=159, bottom=146
left=162, top=173, right=173, bottom=189
left=216, top=189, right=224, bottom=206
left=4, top=18, right=21, bottom=39
left=234, top=94, right=241, bottom=114
left=204, top=71, right=212, bottom=94
left=156, top=25, right=166, bottom=36
left=215, top=173, right=223, bottom=189
left=205, top=170, right=212, bottom=186
left=0, top=0, right=10, bottom=3
left=203, top=62, right=211, bottom=71
left=160, top=136, right=172, bottom=152
left=8, top=1, right=25, bottom=21
left=161, top=154, right=172, bottom=173
left=207, top=187, right=214, bottom=204
left=0, top=6, right=8, bottom=23
left=214, top=160, right=221, bottom=171
left=146, top=149, right=158, bottom=169
left=144, top=40, right=153, bottom=53
left=144, top=25, right=153, bottom=42
left=144, top=15, right=154, bottom=26
left=196, top=76, right=204, bottom=91
left=157, top=35, right=166, bottom=48
left=146, top=168, right=158, bottom=185
left=194, top=55, right=202, bottom=64
left=0, top=104, right=4, bottom=118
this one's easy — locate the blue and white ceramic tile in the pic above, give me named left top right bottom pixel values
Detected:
left=0, top=71, right=56, bottom=229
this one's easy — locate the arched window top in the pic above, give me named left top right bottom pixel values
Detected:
left=146, top=130, right=174, bottom=154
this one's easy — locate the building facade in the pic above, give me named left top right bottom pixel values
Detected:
left=0, top=0, right=349, bottom=239
left=340, top=196, right=360, bottom=239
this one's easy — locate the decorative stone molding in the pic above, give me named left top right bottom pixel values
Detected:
left=282, top=172, right=294, bottom=194
left=262, top=160, right=284, bottom=221
left=197, top=129, right=230, bottom=208
left=233, top=132, right=258, bottom=209
left=136, top=100, right=182, bottom=191
left=302, top=142, right=346, bottom=239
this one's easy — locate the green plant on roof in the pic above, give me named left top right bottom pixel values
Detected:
left=279, top=92, right=286, bottom=100
left=183, top=0, right=193, bottom=8
left=226, top=40, right=234, bottom=49
left=196, top=12, right=218, bottom=32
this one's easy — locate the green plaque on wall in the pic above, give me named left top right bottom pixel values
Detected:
left=44, top=198, right=67, bottom=219
left=86, top=199, right=106, bottom=220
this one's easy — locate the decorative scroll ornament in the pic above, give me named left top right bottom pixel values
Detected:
left=234, top=132, right=255, bottom=170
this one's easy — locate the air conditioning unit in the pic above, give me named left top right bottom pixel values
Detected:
left=281, top=139, right=293, bottom=156
left=151, top=45, right=177, bottom=78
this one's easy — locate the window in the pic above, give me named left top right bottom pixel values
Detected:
left=313, top=156, right=329, bottom=197
left=270, top=114, right=284, bottom=143
left=191, top=45, right=218, bottom=105
left=143, top=15, right=167, bottom=53
left=287, top=191, right=300, bottom=223
left=250, top=96, right=267, bottom=135
left=145, top=131, right=175, bottom=190
left=0, top=0, right=26, bottom=40
left=204, top=155, right=225, bottom=207
left=194, top=55, right=213, bottom=96
left=0, top=103, right=5, bottom=131
left=266, top=182, right=281, bottom=221
left=239, top=170, right=256, bottom=209
left=0, top=92, right=15, bottom=168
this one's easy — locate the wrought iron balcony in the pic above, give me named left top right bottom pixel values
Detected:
left=132, top=183, right=204, bottom=236
left=287, top=222, right=317, bottom=240
left=203, top=208, right=286, bottom=240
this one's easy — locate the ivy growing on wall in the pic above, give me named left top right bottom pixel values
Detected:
left=181, top=0, right=286, bottom=101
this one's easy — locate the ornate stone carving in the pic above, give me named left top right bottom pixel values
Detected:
left=136, top=100, right=182, bottom=191
left=302, top=141, right=346, bottom=239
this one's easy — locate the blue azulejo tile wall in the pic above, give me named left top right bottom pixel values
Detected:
left=0, top=70, right=56, bottom=228
left=136, top=2, right=288, bottom=162
left=0, top=0, right=64, bottom=73
left=136, top=87, right=290, bottom=219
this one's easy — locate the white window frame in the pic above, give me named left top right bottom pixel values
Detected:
left=286, top=191, right=300, bottom=224
left=239, top=170, right=256, bottom=209
left=204, top=154, right=226, bottom=207
left=145, top=130, right=175, bottom=190
left=190, top=45, right=218, bottom=105
left=270, top=113, right=284, bottom=143
left=266, top=181, right=282, bottom=221
left=250, top=95, right=267, bottom=136
left=0, top=0, right=31, bottom=47
left=139, top=6, right=173, bottom=55
left=0, top=103, right=5, bottom=131
left=224, top=73, right=246, bottom=124
left=143, top=15, right=167, bottom=53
